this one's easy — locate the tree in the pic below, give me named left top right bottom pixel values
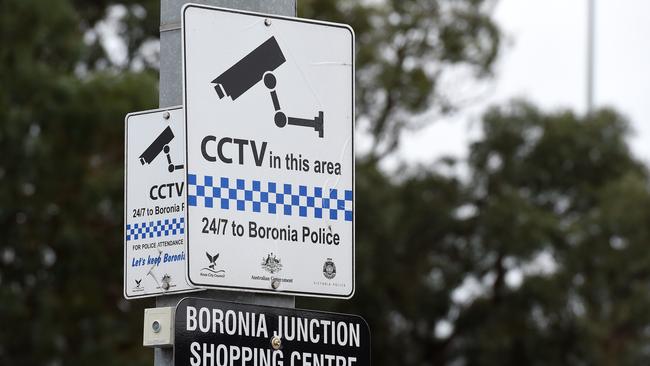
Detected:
left=300, top=0, right=500, bottom=159
left=303, top=102, right=650, bottom=366
left=0, top=0, right=158, bottom=364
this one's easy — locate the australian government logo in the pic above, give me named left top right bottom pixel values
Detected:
left=252, top=253, right=293, bottom=286
left=323, top=258, right=336, bottom=279
left=200, top=252, right=226, bottom=278
left=261, top=253, right=282, bottom=274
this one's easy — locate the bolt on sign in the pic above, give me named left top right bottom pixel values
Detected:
left=174, top=298, right=370, bottom=366
left=182, top=4, right=355, bottom=297
left=124, top=107, right=197, bottom=298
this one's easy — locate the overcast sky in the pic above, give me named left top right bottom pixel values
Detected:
left=393, top=0, right=650, bottom=169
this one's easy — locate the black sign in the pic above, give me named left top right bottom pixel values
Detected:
left=174, top=298, right=370, bottom=366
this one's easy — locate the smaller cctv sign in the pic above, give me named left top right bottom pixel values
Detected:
left=182, top=4, right=355, bottom=298
left=174, top=298, right=370, bottom=366
left=124, top=107, right=197, bottom=298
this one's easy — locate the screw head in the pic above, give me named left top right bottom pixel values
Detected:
left=152, top=320, right=161, bottom=333
left=271, top=279, right=280, bottom=290
left=271, top=336, right=281, bottom=350
left=264, top=18, right=272, bottom=27
left=163, top=111, right=170, bottom=119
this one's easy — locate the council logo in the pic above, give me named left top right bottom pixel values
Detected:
left=200, top=252, right=226, bottom=277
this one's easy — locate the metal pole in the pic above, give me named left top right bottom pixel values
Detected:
left=586, top=0, right=595, bottom=114
left=156, top=1, right=296, bottom=365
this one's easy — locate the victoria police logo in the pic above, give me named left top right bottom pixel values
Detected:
left=261, top=253, right=282, bottom=274
left=323, top=258, right=336, bottom=279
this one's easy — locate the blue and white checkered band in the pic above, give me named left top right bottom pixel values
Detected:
left=187, top=174, right=353, bottom=222
left=126, top=217, right=185, bottom=241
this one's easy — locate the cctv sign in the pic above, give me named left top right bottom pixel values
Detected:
left=124, top=107, right=197, bottom=298
left=182, top=5, right=354, bottom=297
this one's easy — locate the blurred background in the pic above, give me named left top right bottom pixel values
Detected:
left=2, top=0, right=650, bottom=365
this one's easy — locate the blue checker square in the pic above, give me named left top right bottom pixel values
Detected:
left=186, top=174, right=354, bottom=223
left=126, top=216, right=185, bottom=241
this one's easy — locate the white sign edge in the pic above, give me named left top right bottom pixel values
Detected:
left=123, top=105, right=202, bottom=300
left=181, top=3, right=356, bottom=299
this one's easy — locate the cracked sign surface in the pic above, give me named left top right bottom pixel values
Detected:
left=182, top=4, right=355, bottom=297
left=124, top=107, right=197, bottom=299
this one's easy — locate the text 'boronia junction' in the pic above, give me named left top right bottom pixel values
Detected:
left=186, top=307, right=362, bottom=366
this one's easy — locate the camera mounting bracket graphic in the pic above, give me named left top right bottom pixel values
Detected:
left=139, top=126, right=184, bottom=173
left=211, top=36, right=324, bottom=138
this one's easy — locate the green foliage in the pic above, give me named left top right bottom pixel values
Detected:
left=303, top=102, right=650, bottom=365
left=0, top=0, right=158, bottom=364
left=299, top=0, right=500, bottom=159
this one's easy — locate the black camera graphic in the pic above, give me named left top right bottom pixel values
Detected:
left=211, top=36, right=324, bottom=138
left=139, top=126, right=184, bottom=173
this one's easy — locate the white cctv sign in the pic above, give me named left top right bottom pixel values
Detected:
left=124, top=107, right=197, bottom=298
left=182, top=4, right=355, bottom=297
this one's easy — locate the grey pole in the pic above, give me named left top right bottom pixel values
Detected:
left=586, top=0, right=595, bottom=115
left=156, top=1, right=296, bottom=365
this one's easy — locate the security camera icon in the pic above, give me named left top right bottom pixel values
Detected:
left=211, top=36, right=324, bottom=138
left=139, top=126, right=184, bottom=173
